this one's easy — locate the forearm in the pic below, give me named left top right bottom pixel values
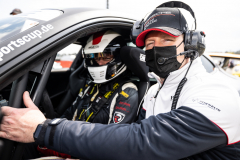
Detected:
left=43, top=106, right=227, bottom=160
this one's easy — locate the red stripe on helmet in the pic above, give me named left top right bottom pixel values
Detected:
left=92, top=31, right=106, bottom=45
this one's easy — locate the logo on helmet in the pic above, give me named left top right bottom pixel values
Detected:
left=88, top=45, right=99, bottom=49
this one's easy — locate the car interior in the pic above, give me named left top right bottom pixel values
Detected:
left=0, top=26, right=151, bottom=159
left=42, top=28, right=150, bottom=118
left=0, top=24, right=218, bottom=159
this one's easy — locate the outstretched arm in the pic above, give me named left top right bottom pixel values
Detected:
left=0, top=92, right=227, bottom=160
left=44, top=106, right=226, bottom=160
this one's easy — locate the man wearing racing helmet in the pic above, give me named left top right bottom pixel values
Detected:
left=32, top=30, right=139, bottom=159
left=1, top=2, right=240, bottom=160
left=61, top=30, right=139, bottom=124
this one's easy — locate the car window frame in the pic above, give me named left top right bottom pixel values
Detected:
left=0, top=17, right=135, bottom=90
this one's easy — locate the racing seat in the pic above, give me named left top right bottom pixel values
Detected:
left=120, top=46, right=149, bottom=114
left=56, top=61, right=88, bottom=116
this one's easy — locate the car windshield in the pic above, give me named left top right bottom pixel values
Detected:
left=0, top=10, right=63, bottom=43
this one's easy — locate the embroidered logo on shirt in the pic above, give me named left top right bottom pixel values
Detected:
left=119, top=101, right=130, bottom=107
left=113, top=112, right=125, bottom=123
left=140, top=53, right=146, bottom=62
left=192, top=98, right=221, bottom=112
left=116, top=106, right=129, bottom=112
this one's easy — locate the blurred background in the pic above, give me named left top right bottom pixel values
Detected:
left=1, top=0, right=240, bottom=76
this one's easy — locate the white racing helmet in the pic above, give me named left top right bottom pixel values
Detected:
left=83, top=30, right=127, bottom=83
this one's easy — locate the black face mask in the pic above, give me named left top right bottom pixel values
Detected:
left=145, top=42, right=183, bottom=78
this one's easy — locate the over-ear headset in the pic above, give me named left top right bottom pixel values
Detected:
left=131, top=1, right=206, bottom=59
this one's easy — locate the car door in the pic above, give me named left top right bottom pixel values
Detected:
left=0, top=8, right=136, bottom=160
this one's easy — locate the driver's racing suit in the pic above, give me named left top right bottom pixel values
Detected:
left=40, top=58, right=240, bottom=159
left=61, top=76, right=139, bottom=124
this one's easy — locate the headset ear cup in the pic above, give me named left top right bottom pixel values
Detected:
left=184, top=30, right=191, bottom=51
left=184, top=30, right=206, bottom=57
left=195, top=31, right=206, bottom=56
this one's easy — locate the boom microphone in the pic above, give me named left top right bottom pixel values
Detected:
left=157, top=50, right=198, bottom=65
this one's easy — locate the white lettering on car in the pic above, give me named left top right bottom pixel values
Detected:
left=33, top=30, right=42, bottom=38
left=1, top=47, right=11, bottom=54
left=0, top=52, right=3, bottom=61
left=41, top=25, right=49, bottom=32
left=0, top=24, right=54, bottom=61
left=46, top=24, right=53, bottom=29
left=28, top=33, right=37, bottom=39
left=7, top=43, right=15, bottom=51
left=16, top=39, right=25, bottom=45
left=11, top=41, right=20, bottom=47
left=22, top=36, right=31, bottom=42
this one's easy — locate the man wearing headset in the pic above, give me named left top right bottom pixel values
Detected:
left=1, top=2, right=240, bottom=160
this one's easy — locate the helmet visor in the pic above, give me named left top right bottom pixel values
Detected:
left=84, top=53, right=114, bottom=64
left=84, top=52, right=113, bottom=58
left=83, top=46, right=119, bottom=58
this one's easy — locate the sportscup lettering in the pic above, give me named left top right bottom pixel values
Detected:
left=0, top=24, right=54, bottom=61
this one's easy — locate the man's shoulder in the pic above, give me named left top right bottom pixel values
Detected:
left=180, top=74, right=240, bottom=145
left=182, top=77, right=239, bottom=108
left=181, top=73, right=240, bottom=123
left=147, top=83, right=159, bottom=94
left=185, top=72, right=239, bottom=97
left=121, top=82, right=138, bottom=90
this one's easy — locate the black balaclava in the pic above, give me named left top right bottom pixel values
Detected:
left=145, top=41, right=184, bottom=78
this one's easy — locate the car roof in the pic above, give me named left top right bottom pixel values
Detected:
left=0, top=8, right=136, bottom=65
left=0, top=8, right=137, bottom=90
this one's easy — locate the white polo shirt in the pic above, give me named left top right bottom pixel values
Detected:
left=143, top=57, right=240, bottom=145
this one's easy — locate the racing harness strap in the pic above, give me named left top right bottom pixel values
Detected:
left=76, top=78, right=129, bottom=122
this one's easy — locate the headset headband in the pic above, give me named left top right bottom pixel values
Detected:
left=157, top=1, right=196, bottom=30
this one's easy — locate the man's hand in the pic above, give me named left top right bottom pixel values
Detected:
left=0, top=91, right=46, bottom=143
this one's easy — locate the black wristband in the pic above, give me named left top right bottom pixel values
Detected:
left=33, top=119, right=51, bottom=146
left=48, top=118, right=66, bottom=146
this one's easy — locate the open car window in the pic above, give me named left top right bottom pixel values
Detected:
left=52, top=44, right=82, bottom=71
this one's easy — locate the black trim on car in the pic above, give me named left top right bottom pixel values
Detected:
left=0, top=18, right=134, bottom=90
